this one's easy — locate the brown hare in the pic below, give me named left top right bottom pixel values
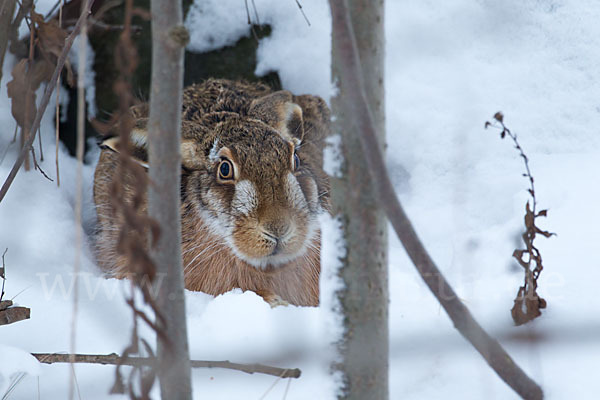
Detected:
left=93, top=79, right=330, bottom=306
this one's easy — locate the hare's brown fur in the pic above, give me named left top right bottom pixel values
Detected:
left=94, top=79, right=330, bottom=306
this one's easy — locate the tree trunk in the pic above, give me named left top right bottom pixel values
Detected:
left=330, top=0, right=388, bottom=399
left=147, top=0, right=192, bottom=398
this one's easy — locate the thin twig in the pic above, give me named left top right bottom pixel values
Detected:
left=244, top=0, right=260, bottom=42
left=282, top=378, right=291, bottom=400
left=55, top=0, right=63, bottom=187
left=24, top=14, right=36, bottom=171
left=69, top=2, right=88, bottom=399
left=294, top=0, right=310, bottom=26
left=31, top=147, right=54, bottom=182
left=0, top=0, right=96, bottom=204
left=70, top=363, right=83, bottom=400
left=258, top=368, right=287, bottom=400
left=31, top=353, right=302, bottom=379
left=329, top=1, right=543, bottom=399
left=43, top=0, right=62, bottom=20
left=251, top=0, right=260, bottom=25
left=38, top=127, right=45, bottom=162
left=0, top=248, right=7, bottom=302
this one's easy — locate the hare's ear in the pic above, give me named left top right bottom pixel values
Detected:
left=100, top=127, right=150, bottom=168
left=249, top=91, right=304, bottom=143
left=101, top=122, right=204, bottom=170
left=180, top=140, right=204, bottom=170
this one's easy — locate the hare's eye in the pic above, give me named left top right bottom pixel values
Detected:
left=218, top=159, right=234, bottom=181
left=293, top=152, right=300, bottom=171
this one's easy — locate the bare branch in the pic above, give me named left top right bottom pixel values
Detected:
left=148, top=0, right=192, bottom=397
left=0, top=306, right=30, bottom=326
left=0, top=0, right=96, bottom=204
left=31, top=353, right=301, bottom=379
left=329, top=1, right=543, bottom=399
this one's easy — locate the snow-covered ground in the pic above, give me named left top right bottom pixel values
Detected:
left=1, top=0, right=599, bottom=398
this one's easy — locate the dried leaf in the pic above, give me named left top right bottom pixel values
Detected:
left=511, top=286, right=544, bottom=326
left=28, top=58, right=55, bottom=90
left=6, top=59, right=36, bottom=131
left=31, top=9, right=73, bottom=85
left=535, top=227, right=554, bottom=238
left=512, top=249, right=528, bottom=268
left=490, top=113, right=553, bottom=326
left=524, top=202, right=535, bottom=230
left=31, top=10, right=66, bottom=60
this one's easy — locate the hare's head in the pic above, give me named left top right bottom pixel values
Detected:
left=102, top=89, right=329, bottom=270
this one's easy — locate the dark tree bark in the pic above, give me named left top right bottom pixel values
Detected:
left=147, top=0, right=192, bottom=398
left=331, top=0, right=389, bottom=399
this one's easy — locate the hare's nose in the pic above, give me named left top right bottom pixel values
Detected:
left=262, top=220, right=292, bottom=243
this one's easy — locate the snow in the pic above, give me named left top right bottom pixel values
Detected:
left=1, top=0, right=600, bottom=398
left=0, top=345, right=40, bottom=397
left=185, top=0, right=333, bottom=100
left=70, top=35, right=97, bottom=118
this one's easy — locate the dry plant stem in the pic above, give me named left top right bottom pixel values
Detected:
left=487, top=114, right=550, bottom=326
left=0, top=248, right=6, bottom=302
left=31, top=353, right=301, bottom=379
left=148, top=0, right=192, bottom=397
left=0, top=0, right=95, bottom=205
left=0, top=0, right=17, bottom=87
left=55, top=0, right=63, bottom=187
left=69, top=2, right=88, bottom=399
left=329, top=1, right=543, bottom=399
left=23, top=19, right=36, bottom=171
left=294, top=0, right=311, bottom=26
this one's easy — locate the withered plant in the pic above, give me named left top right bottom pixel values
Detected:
left=486, top=112, right=554, bottom=326
left=5, top=3, right=72, bottom=176
left=91, top=1, right=165, bottom=397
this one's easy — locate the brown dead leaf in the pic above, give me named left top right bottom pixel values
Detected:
left=31, top=9, right=73, bottom=85
left=511, top=286, right=544, bottom=326
left=535, top=227, right=554, bottom=238
left=6, top=59, right=36, bottom=131
left=28, top=57, right=55, bottom=89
